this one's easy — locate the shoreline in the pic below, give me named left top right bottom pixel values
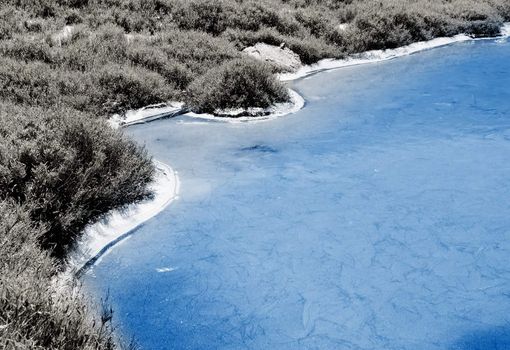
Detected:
left=69, top=160, right=180, bottom=275
left=111, top=23, right=510, bottom=126
left=281, top=23, right=509, bottom=82
left=75, top=23, right=510, bottom=274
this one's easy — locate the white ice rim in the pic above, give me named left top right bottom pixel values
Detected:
left=68, top=159, right=180, bottom=276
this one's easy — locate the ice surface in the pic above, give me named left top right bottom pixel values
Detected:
left=85, top=38, right=510, bottom=349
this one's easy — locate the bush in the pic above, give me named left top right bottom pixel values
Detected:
left=158, top=30, right=240, bottom=74
left=0, top=6, right=31, bottom=40
left=126, top=45, right=192, bottom=90
left=0, top=58, right=60, bottom=106
left=345, top=0, right=506, bottom=52
left=229, top=1, right=282, bottom=32
left=93, top=64, right=175, bottom=114
left=187, top=58, right=289, bottom=113
left=0, top=103, right=154, bottom=257
left=173, top=0, right=235, bottom=35
left=0, top=36, right=55, bottom=63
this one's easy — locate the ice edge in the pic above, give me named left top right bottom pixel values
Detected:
left=68, top=159, right=180, bottom=275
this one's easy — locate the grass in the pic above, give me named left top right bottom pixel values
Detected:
left=1, top=0, right=510, bottom=349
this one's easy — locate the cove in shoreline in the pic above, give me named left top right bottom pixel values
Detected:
left=85, top=36, right=510, bottom=350
left=76, top=23, right=510, bottom=275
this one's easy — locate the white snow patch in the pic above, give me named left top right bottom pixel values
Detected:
left=243, top=43, right=302, bottom=71
left=109, top=102, right=185, bottom=129
left=156, top=267, right=176, bottom=273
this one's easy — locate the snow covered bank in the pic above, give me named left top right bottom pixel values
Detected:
left=109, top=102, right=186, bottom=129
left=107, top=22, right=510, bottom=127
left=70, top=160, right=180, bottom=275
left=280, top=23, right=510, bottom=81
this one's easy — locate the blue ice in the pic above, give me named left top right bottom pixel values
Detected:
left=84, top=38, right=510, bottom=350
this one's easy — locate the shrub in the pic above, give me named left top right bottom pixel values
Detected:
left=345, top=3, right=453, bottom=51
left=0, top=36, right=55, bottom=63
left=126, top=45, right=192, bottom=90
left=171, top=0, right=304, bottom=36
left=229, top=1, right=282, bottom=32
left=187, top=58, right=289, bottom=113
left=158, top=30, right=241, bottom=74
left=93, top=64, right=175, bottom=114
left=0, top=6, right=30, bottom=40
left=464, top=20, right=501, bottom=37
left=295, top=8, right=333, bottom=37
left=0, top=103, right=154, bottom=257
left=0, top=58, right=60, bottom=106
left=173, top=0, right=235, bottom=35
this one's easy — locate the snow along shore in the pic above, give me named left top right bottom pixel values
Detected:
left=70, top=159, right=180, bottom=275
left=109, top=23, right=510, bottom=127
left=279, top=23, right=510, bottom=81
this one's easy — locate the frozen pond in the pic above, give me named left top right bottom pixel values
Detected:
left=84, top=37, right=510, bottom=349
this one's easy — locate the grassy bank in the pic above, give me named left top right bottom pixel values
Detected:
left=1, top=0, right=509, bottom=115
left=1, top=0, right=510, bottom=349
